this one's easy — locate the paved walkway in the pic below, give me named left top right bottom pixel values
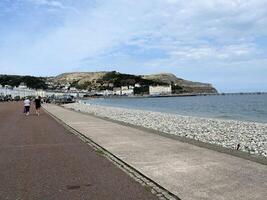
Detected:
left=43, top=104, right=267, bottom=200
left=0, top=102, right=157, bottom=200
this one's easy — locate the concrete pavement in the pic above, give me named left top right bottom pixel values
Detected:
left=43, top=103, right=267, bottom=200
left=0, top=102, right=157, bottom=200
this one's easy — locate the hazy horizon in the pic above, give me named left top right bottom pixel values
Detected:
left=1, top=0, right=267, bottom=93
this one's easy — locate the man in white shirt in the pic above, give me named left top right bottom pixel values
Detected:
left=24, top=98, right=31, bottom=116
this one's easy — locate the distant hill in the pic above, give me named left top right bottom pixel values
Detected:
left=0, top=71, right=217, bottom=94
left=52, top=71, right=217, bottom=94
left=50, top=71, right=167, bottom=91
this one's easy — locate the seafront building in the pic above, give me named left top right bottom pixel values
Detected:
left=113, top=87, right=122, bottom=95
left=96, top=89, right=113, bottom=96
left=121, top=86, right=134, bottom=96
left=149, top=85, right=172, bottom=95
left=36, top=90, right=47, bottom=97
left=112, top=86, right=134, bottom=96
left=0, top=84, right=36, bottom=98
left=0, top=85, right=86, bottom=99
left=45, top=91, right=87, bottom=98
left=134, top=83, right=141, bottom=88
left=1, top=82, right=174, bottom=99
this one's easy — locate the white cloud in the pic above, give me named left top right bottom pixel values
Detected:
left=29, top=1, right=266, bottom=58
left=28, top=0, right=63, bottom=7
left=168, top=43, right=257, bottom=61
left=27, top=0, right=79, bottom=13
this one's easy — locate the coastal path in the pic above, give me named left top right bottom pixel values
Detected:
left=0, top=102, right=157, bottom=200
left=43, top=103, right=267, bottom=200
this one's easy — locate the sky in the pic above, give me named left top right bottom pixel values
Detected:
left=0, top=0, right=267, bottom=92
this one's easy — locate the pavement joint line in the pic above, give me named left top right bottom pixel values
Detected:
left=43, top=106, right=181, bottom=200
left=65, top=106, right=267, bottom=166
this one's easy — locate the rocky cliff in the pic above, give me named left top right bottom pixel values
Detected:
left=143, top=73, right=217, bottom=93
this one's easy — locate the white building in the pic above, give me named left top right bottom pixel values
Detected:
left=149, top=85, right=172, bottom=95
left=0, top=85, right=5, bottom=95
left=111, top=86, right=134, bottom=96
left=135, top=83, right=141, bottom=88
left=69, top=87, right=77, bottom=92
left=113, top=87, right=121, bottom=95
left=63, top=83, right=71, bottom=90
left=97, top=89, right=113, bottom=96
left=13, top=87, right=36, bottom=98
left=46, top=91, right=85, bottom=98
left=121, top=86, right=134, bottom=96
left=0, top=86, right=36, bottom=98
left=46, top=91, right=65, bottom=97
left=36, top=90, right=46, bottom=97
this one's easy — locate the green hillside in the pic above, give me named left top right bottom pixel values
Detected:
left=0, top=75, right=47, bottom=89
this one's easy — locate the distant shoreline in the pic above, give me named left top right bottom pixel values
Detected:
left=79, top=92, right=267, bottom=100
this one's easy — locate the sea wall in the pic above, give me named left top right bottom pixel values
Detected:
left=64, top=103, right=267, bottom=157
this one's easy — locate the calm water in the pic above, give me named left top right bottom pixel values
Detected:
left=84, top=94, right=267, bottom=123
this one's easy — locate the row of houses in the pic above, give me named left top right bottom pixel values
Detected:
left=93, top=85, right=172, bottom=96
left=96, top=86, right=134, bottom=96
left=0, top=83, right=173, bottom=98
left=0, top=86, right=84, bottom=99
left=0, top=84, right=37, bottom=98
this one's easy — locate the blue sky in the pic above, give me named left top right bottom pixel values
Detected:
left=0, top=0, right=267, bottom=92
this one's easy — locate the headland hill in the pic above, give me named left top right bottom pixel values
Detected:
left=0, top=71, right=218, bottom=100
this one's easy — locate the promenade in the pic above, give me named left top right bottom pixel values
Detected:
left=0, top=102, right=157, bottom=200
left=43, top=104, right=267, bottom=200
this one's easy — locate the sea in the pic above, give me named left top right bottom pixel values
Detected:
left=84, top=94, right=267, bottom=123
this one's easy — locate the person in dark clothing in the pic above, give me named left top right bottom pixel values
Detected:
left=34, top=96, right=42, bottom=116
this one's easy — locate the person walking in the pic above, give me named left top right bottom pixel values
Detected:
left=34, top=96, right=42, bottom=116
left=23, top=97, right=31, bottom=116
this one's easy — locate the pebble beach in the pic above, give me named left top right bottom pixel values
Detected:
left=64, top=102, right=267, bottom=157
